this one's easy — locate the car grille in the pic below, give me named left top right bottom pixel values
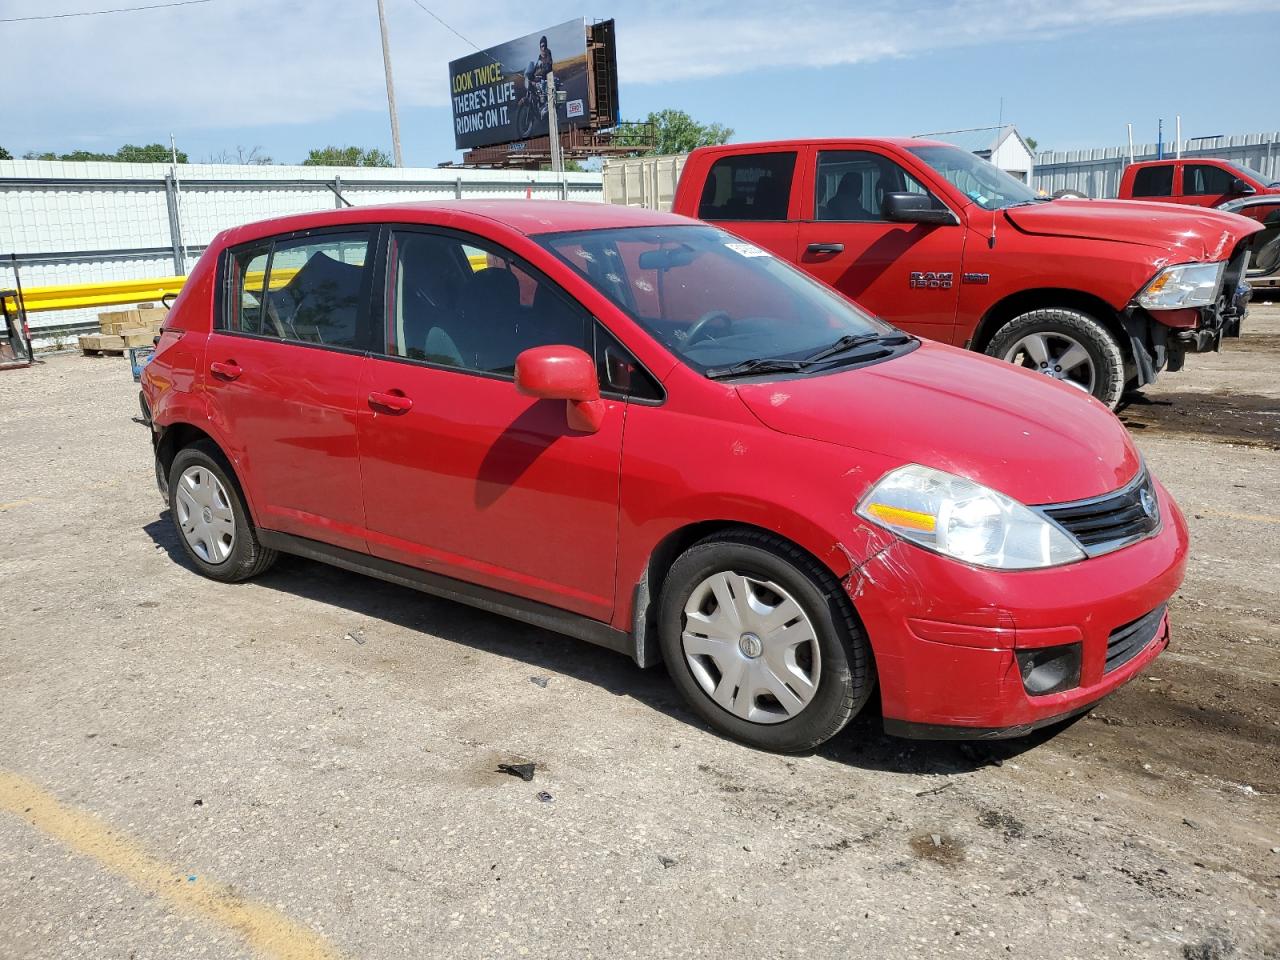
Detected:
left=1105, top=604, right=1166, bottom=674
left=1040, top=469, right=1160, bottom=557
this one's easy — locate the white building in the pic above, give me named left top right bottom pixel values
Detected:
left=915, top=125, right=1035, bottom=182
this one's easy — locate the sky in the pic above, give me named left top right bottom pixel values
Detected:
left=2, top=0, right=1276, bottom=166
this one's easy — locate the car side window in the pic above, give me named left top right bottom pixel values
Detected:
left=698, top=152, right=796, bottom=221
left=1132, top=165, right=1174, bottom=197
left=815, top=150, right=938, bottom=222
left=225, top=244, right=271, bottom=334
left=384, top=230, right=588, bottom=377
left=593, top=322, right=663, bottom=401
left=264, top=233, right=372, bottom=349
left=1183, top=164, right=1234, bottom=197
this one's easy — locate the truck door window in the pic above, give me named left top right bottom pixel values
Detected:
left=1132, top=165, right=1174, bottom=197
left=698, top=152, right=796, bottom=221
left=1183, top=164, right=1233, bottom=197
left=815, top=151, right=935, bottom=222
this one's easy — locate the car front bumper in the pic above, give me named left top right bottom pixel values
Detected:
left=849, top=480, right=1189, bottom=739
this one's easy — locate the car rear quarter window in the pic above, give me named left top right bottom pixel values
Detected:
left=1183, top=164, right=1234, bottom=196
left=225, top=244, right=271, bottom=335
left=697, top=152, right=796, bottom=221
left=1131, top=165, right=1174, bottom=197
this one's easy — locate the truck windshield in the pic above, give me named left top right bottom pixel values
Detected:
left=908, top=144, right=1042, bottom=210
left=1229, top=161, right=1280, bottom=188
left=538, top=225, right=898, bottom=375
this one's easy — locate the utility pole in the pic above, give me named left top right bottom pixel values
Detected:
left=376, top=0, right=404, bottom=167
left=547, top=71, right=563, bottom=174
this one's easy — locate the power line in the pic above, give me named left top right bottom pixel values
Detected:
left=405, top=0, right=486, bottom=55
left=0, top=0, right=211, bottom=24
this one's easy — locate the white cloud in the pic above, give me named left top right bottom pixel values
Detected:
left=1, top=0, right=1265, bottom=139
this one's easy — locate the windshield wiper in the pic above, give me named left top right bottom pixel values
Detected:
left=804, top=332, right=912, bottom=364
left=704, top=357, right=808, bottom=380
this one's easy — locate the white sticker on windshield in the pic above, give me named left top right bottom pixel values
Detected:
left=724, top=241, right=770, bottom=258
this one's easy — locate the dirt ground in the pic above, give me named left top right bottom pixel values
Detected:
left=0, top=306, right=1277, bottom=960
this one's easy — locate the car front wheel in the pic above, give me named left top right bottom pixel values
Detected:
left=986, top=307, right=1126, bottom=409
left=658, top=531, right=875, bottom=752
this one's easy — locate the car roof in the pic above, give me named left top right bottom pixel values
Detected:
left=691, top=137, right=941, bottom=153
left=215, top=199, right=690, bottom=248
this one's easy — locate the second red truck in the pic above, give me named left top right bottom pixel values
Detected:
left=671, top=139, right=1260, bottom=407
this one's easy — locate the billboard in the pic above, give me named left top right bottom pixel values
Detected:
left=449, top=19, right=592, bottom=151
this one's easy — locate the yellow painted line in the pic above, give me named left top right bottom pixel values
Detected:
left=1196, top=507, right=1280, bottom=525
left=0, top=496, right=52, bottom=512
left=0, top=770, right=341, bottom=960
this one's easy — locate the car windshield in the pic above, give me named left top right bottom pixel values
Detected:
left=538, top=225, right=899, bottom=375
left=908, top=144, right=1042, bottom=210
left=1229, top=160, right=1280, bottom=188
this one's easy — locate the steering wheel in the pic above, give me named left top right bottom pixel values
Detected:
left=684, top=310, right=733, bottom=345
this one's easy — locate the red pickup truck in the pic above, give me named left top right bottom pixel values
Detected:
left=1118, top=157, right=1280, bottom=208
left=670, top=139, right=1260, bottom=407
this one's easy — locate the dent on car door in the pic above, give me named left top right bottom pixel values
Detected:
left=795, top=149, right=963, bottom=343
left=356, top=228, right=626, bottom=622
left=696, top=149, right=802, bottom=262
left=204, top=229, right=374, bottom=552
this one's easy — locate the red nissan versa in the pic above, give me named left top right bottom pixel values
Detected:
left=140, top=201, right=1188, bottom=752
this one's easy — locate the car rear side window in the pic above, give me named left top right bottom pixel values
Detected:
left=221, top=231, right=373, bottom=350
left=383, top=229, right=588, bottom=377
left=1183, top=164, right=1234, bottom=196
left=1131, top=165, right=1173, bottom=197
left=698, top=152, right=796, bottom=221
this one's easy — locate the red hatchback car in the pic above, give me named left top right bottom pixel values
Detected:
left=140, top=200, right=1188, bottom=752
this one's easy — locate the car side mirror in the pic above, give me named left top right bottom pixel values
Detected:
left=882, top=192, right=957, bottom=225
left=1231, top=178, right=1257, bottom=195
left=515, top=344, right=605, bottom=433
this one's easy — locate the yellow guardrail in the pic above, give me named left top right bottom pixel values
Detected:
left=6, top=253, right=492, bottom=314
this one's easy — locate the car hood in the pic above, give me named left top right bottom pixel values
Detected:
left=1003, top=199, right=1260, bottom=260
left=735, top=341, right=1141, bottom=506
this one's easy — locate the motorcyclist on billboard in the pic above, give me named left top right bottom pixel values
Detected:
left=523, top=36, right=553, bottom=118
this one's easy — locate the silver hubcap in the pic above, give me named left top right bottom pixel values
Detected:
left=174, top=466, right=236, bottom=564
left=681, top=572, right=821, bottom=725
left=1002, top=332, right=1096, bottom=394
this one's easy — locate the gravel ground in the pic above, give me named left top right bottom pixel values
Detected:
left=1, top=306, right=1277, bottom=960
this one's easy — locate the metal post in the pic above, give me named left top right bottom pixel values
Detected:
left=376, top=0, right=404, bottom=167
left=1175, top=115, right=1182, bottom=159
left=163, top=174, right=185, bottom=276
left=547, top=72, right=563, bottom=174
left=1156, top=119, right=1163, bottom=161
left=333, top=175, right=344, bottom=209
left=1127, top=123, right=1135, bottom=166
left=169, top=134, right=189, bottom=274
left=455, top=176, right=463, bottom=199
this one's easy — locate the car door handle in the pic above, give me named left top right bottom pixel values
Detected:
left=209, top=360, right=242, bottom=381
left=368, top=390, right=413, bottom=414
left=805, top=242, right=845, bottom=255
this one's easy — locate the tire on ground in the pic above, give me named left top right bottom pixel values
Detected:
left=985, top=307, right=1127, bottom=409
left=658, top=529, right=875, bottom=753
left=168, top=440, right=277, bottom=583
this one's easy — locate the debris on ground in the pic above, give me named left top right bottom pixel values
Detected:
left=915, top=782, right=955, bottom=798
left=536, top=791, right=554, bottom=803
left=344, top=629, right=366, bottom=645
left=658, top=856, right=677, bottom=869
left=497, top=762, right=536, bottom=782
left=529, top=676, right=550, bottom=688
left=192, top=798, right=203, bottom=807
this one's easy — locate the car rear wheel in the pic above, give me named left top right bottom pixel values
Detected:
left=986, top=308, right=1126, bottom=409
left=168, top=441, right=277, bottom=583
left=658, top=530, right=874, bottom=752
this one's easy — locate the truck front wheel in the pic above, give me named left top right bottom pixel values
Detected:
left=985, top=308, right=1126, bottom=409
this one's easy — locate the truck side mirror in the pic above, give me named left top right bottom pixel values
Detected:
left=882, top=193, right=957, bottom=225
left=1231, top=178, right=1257, bottom=196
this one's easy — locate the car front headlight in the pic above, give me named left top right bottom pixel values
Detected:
left=1136, top=261, right=1224, bottom=310
left=856, top=464, right=1085, bottom=570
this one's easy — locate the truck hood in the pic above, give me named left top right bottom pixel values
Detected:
left=1003, top=199, right=1259, bottom=260
left=736, top=341, right=1141, bottom=506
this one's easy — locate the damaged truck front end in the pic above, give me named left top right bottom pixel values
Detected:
left=1122, top=241, right=1254, bottom=386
